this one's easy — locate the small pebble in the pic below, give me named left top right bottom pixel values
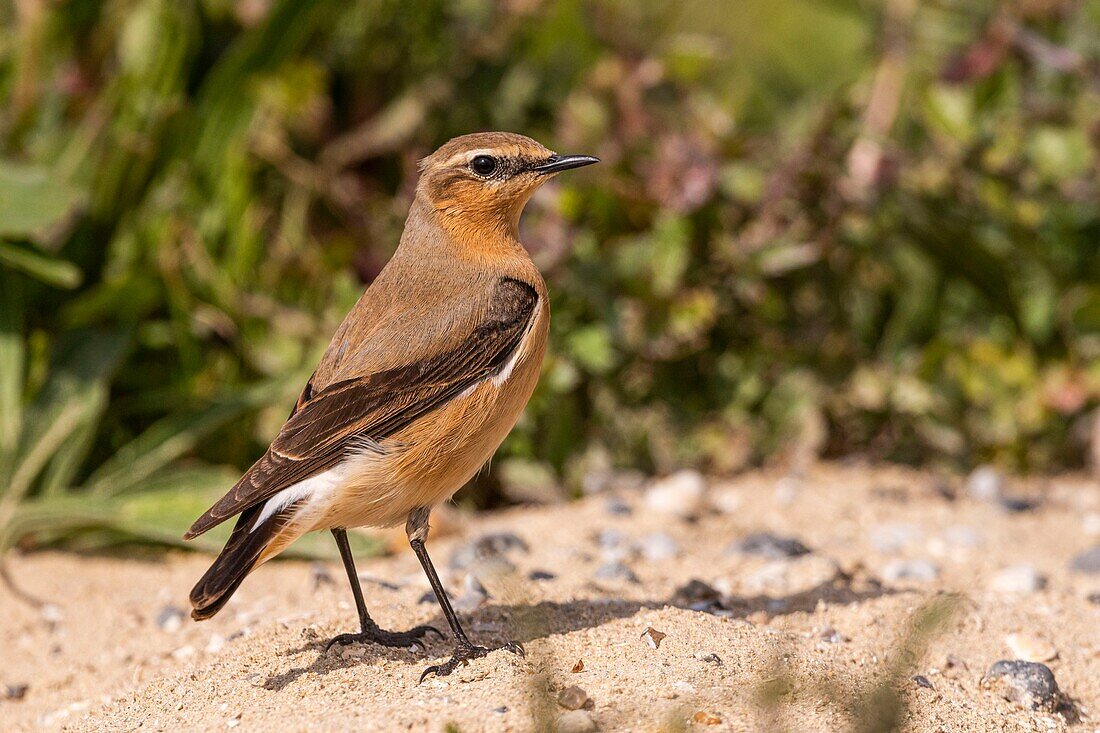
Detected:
left=2, top=683, right=28, bottom=701
left=557, top=685, right=588, bottom=710
left=944, top=654, right=968, bottom=673
left=695, top=652, right=722, bottom=665
left=595, top=530, right=635, bottom=563
left=674, top=579, right=721, bottom=605
left=555, top=710, right=597, bottom=733
left=966, top=465, right=1003, bottom=501
left=452, top=575, right=488, bottom=612
left=603, top=498, right=632, bottom=516
left=40, top=604, right=63, bottom=625
left=171, top=645, right=196, bottom=661
left=774, top=477, right=800, bottom=504
left=869, top=522, right=923, bottom=555
left=819, top=625, right=844, bottom=644
left=1068, top=545, right=1100, bottom=574
left=912, top=675, right=934, bottom=690
left=205, top=634, right=226, bottom=655
left=643, top=470, right=706, bottom=519
left=641, top=627, right=667, bottom=649
left=1087, top=592, right=1100, bottom=605
left=596, top=528, right=628, bottom=549
left=1005, top=633, right=1058, bottom=663
left=637, top=532, right=680, bottom=562
left=571, top=659, right=584, bottom=673
left=493, top=706, right=508, bottom=714
left=528, top=570, right=556, bottom=581
left=692, top=711, right=722, bottom=726
left=940, top=524, right=984, bottom=549
left=449, top=532, right=529, bottom=570
left=1083, top=512, right=1100, bottom=537
left=418, top=590, right=437, bottom=605
left=709, top=486, right=742, bottom=514
left=156, top=606, right=186, bottom=633
left=999, top=496, right=1040, bottom=513
left=729, top=532, right=810, bottom=559
left=991, top=565, right=1047, bottom=594
left=981, top=660, right=1062, bottom=712
left=743, top=556, right=840, bottom=596
left=881, top=558, right=939, bottom=583
left=594, top=562, right=638, bottom=583
left=310, top=563, right=335, bottom=590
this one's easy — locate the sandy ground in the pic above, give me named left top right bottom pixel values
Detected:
left=2, top=463, right=1100, bottom=732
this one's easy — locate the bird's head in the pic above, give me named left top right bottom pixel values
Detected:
left=416, top=132, right=598, bottom=238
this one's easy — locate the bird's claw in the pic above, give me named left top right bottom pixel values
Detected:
left=418, top=640, right=525, bottom=683
left=325, top=624, right=441, bottom=653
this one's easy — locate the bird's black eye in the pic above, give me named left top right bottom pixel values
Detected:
left=470, top=155, right=498, bottom=177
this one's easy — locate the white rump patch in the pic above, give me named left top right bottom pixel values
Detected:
left=251, top=464, right=348, bottom=531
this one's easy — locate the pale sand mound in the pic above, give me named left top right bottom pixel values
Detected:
left=2, top=463, right=1099, bottom=732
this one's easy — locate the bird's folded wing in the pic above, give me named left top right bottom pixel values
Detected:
left=185, top=278, right=538, bottom=538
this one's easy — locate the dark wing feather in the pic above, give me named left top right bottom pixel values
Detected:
left=185, top=278, right=538, bottom=538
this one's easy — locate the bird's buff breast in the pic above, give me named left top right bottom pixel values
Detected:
left=316, top=305, right=548, bottom=531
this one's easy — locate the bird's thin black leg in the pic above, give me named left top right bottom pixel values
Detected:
left=406, top=508, right=524, bottom=682
left=325, top=527, right=440, bottom=652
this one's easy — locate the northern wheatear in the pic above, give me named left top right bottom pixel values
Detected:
left=185, top=132, right=598, bottom=679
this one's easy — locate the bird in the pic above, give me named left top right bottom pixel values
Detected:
left=183, top=131, right=598, bottom=680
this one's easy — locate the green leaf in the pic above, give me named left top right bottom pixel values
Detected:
left=0, top=162, right=83, bottom=240
left=4, top=331, right=128, bottom=500
left=86, top=381, right=282, bottom=496
left=0, top=241, right=83, bottom=289
left=0, top=272, right=23, bottom=467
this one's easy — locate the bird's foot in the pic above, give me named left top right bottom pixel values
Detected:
left=418, top=639, right=525, bottom=682
left=326, top=623, right=441, bottom=653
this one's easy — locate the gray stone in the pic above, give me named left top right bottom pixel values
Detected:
left=728, top=532, right=811, bottom=559
left=155, top=605, right=186, bottom=633
left=603, top=497, right=632, bottom=516
left=981, top=660, right=1061, bottom=712
left=1069, top=545, right=1100, bottom=574
left=868, top=522, right=923, bottom=554
left=743, top=556, right=841, bottom=596
left=881, top=558, right=939, bottom=583
left=449, top=532, right=529, bottom=570
left=2, top=683, right=28, bottom=701
left=594, top=562, right=638, bottom=583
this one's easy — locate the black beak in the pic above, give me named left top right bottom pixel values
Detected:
left=531, top=154, right=600, bottom=174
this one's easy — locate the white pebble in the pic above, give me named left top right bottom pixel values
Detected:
left=643, top=470, right=705, bottom=518
left=881, top=559, right=939, bottom=583
left=1005, top=633, right=1058, bottom=662
left=1084, top=512, right=1100, bottom=537
left=966, top=466, right=1003, bottom=501
left=991, top=565, right=1046, bottom=594
left=555, top=710, right=597, bottom=733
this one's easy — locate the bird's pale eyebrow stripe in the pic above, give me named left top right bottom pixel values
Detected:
left=443, top=148, right=502, bottom=167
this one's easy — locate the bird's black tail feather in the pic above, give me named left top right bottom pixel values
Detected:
left=189, top=502, right=301, bottom=620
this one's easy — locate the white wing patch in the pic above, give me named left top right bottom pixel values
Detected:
left=492, top=346, right=521, bottom=387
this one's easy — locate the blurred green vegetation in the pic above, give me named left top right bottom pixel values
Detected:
left=1, top=0, right=1099, bottom=550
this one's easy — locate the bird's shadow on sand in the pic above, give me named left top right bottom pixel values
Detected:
left=262, top=575, right=897, bottom=691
